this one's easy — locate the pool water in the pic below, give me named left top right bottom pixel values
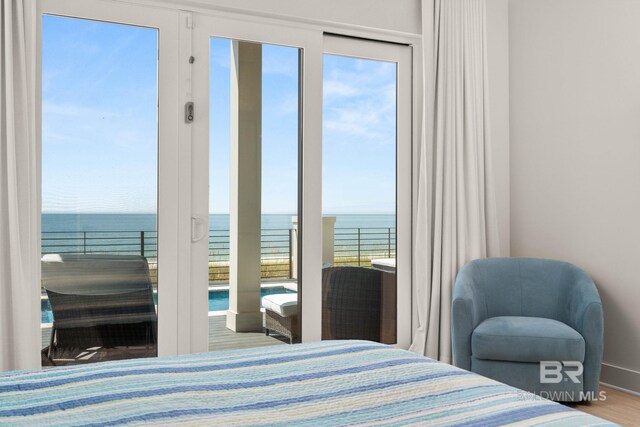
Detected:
left=41, top=286, right=296, bottom=324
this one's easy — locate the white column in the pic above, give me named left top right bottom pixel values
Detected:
left=322, top=216, right=336, bottom=266
left=227, top=41, right=262, bottom=332
left=291, top=216, right=336, bottom=277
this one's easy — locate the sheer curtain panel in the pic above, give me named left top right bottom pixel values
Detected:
left=0, top=0, right=39, bottom=371
left=411, top=0, right=499, bottom=363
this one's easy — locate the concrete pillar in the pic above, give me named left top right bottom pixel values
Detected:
left=322, top=216, right=337, bottom=266
left=227, top=41, right=262, bottom=332
left=291, top=216, right=336, bottom=278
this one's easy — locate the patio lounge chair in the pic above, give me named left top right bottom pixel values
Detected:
left=41, top=254, right=157, bottom=364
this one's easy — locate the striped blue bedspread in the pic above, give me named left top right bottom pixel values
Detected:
left=0, top=340, right=614, bottom=426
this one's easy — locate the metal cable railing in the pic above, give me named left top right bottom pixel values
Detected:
left=333, top=227, right=396, bottom=267
left=41, top=226, right=396, bottom=281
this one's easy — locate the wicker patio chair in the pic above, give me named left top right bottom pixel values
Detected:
left=263, top=293, right=299, bottom=344
left=322, top=266, right=382, bottom=342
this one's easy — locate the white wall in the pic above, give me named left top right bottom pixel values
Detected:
left=165, top=0, right=422, bottom=35
left=486, top=0, right=510, bottom=256
left=509, top=0, right=640, bottom=392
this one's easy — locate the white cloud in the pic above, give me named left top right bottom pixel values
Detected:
left=322, top=57, right=397, bottom=145
left=273, top=93, right=299, bottom=116
left=262, top=54, right=297, bottom=78
left=324, top=96, right=396, bottom=143
left=42, top=101, right=116, bottom=119
left=323, top=80, right=359, bottom=99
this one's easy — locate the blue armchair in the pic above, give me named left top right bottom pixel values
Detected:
left=452, top=257, right=604, bottom=401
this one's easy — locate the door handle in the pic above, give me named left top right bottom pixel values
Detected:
left=191, top=216, right=206, bottom=242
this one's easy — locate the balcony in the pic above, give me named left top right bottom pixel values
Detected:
left=40, top=225, right=396, bottom=364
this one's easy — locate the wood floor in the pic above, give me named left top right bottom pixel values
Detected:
left=569, top=385, right=640, bottom=426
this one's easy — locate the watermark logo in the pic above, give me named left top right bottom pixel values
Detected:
left=540, top=361, right=583, bottom=384
left=517, top=390, right=607, bottom=401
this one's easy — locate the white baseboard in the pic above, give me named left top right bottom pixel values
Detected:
left=600, top=363, right=640, bottom=395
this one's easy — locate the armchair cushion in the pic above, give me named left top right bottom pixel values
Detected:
left=472, top=316, right=585, bottom=363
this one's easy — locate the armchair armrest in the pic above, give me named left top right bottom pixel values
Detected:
left=565, top=268, right=604, bottom=395
left=451, top=265, right=488, bottom=371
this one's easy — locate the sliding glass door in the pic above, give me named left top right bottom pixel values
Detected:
left=37, top=4, right=413, bottom=362
left=207, top=36, right=302, bottom=350
left=191, top=16, right=322, bottom=352
left=192, top=25, right=411, bottom=350
left=321, top=36, right=412, bottom=348
left=39, top=0, right=180, bottom=365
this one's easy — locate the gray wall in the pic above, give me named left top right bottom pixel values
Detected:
left=509, top=0, right=640, bottom=392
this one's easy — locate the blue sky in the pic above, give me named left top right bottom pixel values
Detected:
left=322, top=55, right=397, bottom=214
left=42, top=16, right=396, bottom=215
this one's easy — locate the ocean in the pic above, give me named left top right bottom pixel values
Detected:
left=42, top=213, right=395, bottom=232
left=41, top=214, right=396, bottom=259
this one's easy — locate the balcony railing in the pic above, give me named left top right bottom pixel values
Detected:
left=41, top=227, right=396, bottom=282
left=333, top=227, right=396, bottom=267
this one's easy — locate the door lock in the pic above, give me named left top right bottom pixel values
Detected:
left=185, top=102, right=194, bottom=123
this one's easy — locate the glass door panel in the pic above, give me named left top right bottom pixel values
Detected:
left=322, top=55, right=397, bottom=343
left=206, top=37, right=301, bottom=350
left=41, top=15, right=159, bottom=365
left=321, top=37, right=412, bottom=347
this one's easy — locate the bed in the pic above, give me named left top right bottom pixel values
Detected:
left=0, top=341, right=614, bottom=426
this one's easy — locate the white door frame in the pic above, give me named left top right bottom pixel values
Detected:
left=37, top=0, right=182, bottom=357
left=34, top=1, right=415, bottom=357
left=190, top=14, right=324, bottom=352
left=323, top=35, right=413, bottom=349
left=190, top=22, right=412, bottom=351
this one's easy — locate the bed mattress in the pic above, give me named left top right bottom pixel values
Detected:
left=0, top=340, right=614, bottom=426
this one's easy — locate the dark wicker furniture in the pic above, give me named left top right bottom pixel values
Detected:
left=322, top=266, right=383, bottom=342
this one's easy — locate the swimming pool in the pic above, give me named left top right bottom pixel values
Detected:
left=41, top=286, right=296, bottom=324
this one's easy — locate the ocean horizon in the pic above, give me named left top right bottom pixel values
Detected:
left=42, top=213, right=396, bottom=232
left=41, top=213, right=396, bottom=260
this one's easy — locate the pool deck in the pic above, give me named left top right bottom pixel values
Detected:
left=40, top=279, right=293, bottom=364
left=41, top=314, right=287, bottom=357
left=207, top=314, right=288, bottom=351
left=208, top=279, right=297, bottom=291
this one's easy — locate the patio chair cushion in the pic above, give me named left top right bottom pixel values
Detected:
left=262, top=293, right=298, bottom=318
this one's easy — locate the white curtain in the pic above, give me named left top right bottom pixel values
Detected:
left=410, top=0, right=499, bottom=363
left=0, top=0, right=40, bottom=371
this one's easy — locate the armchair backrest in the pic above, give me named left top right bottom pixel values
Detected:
left=460, top=257, right=588, bottom=324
